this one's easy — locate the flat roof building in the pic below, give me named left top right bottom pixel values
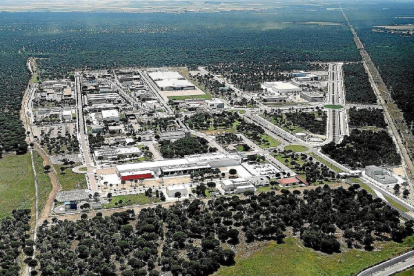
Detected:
left=94, top=147, right=141, bottom=161
left=166, top=185, right=188, bottom=198
left=102, top=109, right=120, bottom=122
left=222, top=178, right=250, bottom=192
left=156, top=79, right=195, bottom=91
left=160, top=131, right=190, bottom=141
left=365, top=165, right=398, bottom=186
left=149, top=71, right=184, bottom=81
left=300, top=91, right=325, bottom=102
left=116, top=153, right=241, bottom=177
left=205, top=98, right=225, bottom=109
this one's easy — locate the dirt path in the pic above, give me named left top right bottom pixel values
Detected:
left=34, top=144, right=60, bottom=225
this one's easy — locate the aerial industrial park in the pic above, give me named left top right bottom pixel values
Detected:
left=21, top=62, right=413, bottom=219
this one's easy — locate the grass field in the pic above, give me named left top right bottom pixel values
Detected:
left=0, top=154, right=34, bottom=219
left=285, top=145, right=309, bottom=152
left=103, top=193, right=161, bottom=208
left=324, top=105, right=343, bottom=109
left=384, top=195, right=409, bottom=212
left=215, top=236, right=414, bottom=276
left=54, top=164, right=87, bottom=191
left=259, top=134, right=281, bottom=149
left=167, top=94, right=212, bottom=100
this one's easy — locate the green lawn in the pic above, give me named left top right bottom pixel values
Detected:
left=33, top=151, right=53, bottom=216
left=257, top=186, right=271, bottom=193
left=0, top=154, right=35, bottom=219
left=259, top=134, right=281, bottom=149
left=167, top=93, right=212, bottom=100
left=103, top=193, right=160, bottom=208
left=384, top=195, right=409, bottom=212
left=215, top=236, right=414, bottom=276
left=324, top=104, right=343, bottom=109
left=285, top=145, right=309, bottom=152
left=54, top=164, right=87, bottom=191
left=395, top=268, right=414, bottom=276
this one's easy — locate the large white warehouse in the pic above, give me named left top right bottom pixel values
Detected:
left=116, top=153, right=242, bottom=177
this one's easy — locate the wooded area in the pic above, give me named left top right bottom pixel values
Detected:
left=322, top=129, right=401, bottom=168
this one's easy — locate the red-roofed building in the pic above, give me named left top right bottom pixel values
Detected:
left=277, top=175, right=308, bottom=187
left=277, top=177, right=300, bottom=187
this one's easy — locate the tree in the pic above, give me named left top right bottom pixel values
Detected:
left=229, top=169, right=237, bottom=177
left=207, top=182, right=216, bottom=189
left=44, top=165, right=51, bottom=172
left=175, top=191, right=182, bottom=201
left=394, top=184, right=401, bottom=195
left=403, top=189, right=410, bottom=199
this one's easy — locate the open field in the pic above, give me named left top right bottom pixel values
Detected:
left=167, top=94, right=212, bottom=100
left=0, top=154, right=34, bottom=219
left=259, top=134, right=281, bottom=149
left=215, top=236, right=414, bottom=276
left=103, top=193, right=161, bottom=209
left=285, top=145, right=309, bottom=152
left=54, top=164, right=87, bottom=191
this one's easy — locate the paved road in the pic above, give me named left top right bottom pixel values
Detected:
left=357, top=250, right=414, bottom=276
left=75, top=74, right=98, bottom=192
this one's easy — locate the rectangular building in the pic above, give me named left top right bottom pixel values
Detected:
left=300, top=92, right=325, bottom=102
left=102, top=109, right=120, bottom=122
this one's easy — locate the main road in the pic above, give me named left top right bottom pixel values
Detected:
left=75, top=74, right=98, bottom=192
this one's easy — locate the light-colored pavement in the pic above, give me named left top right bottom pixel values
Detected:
left=75, top=74, right=98, bottom=192
left=357, top=250, right=414, bottom=276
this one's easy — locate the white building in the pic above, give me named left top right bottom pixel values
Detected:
left=156, top=80, right=195, bottom=91
left=116, top=153, right=242, bottom=177
left=261, top=82, right=302, bottom=101
left=166, top=185, right=188, bottom=198
left=62, top=109, right=73, bottom=121
left=205, top=98, right=225, bottom=109
left=221, top=178, right=250, bottom=192
left=235, top=184, right=256, bottom=194
left=149, top=71, right=184, bottom=81
left=94, top=147, right=141, bottom=161
left=102, top=109, right=120, bottom=122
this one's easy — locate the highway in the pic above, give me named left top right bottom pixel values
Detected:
left=326, top=63, right=348, bottom=144
left=357, top=250, right=414, bottom=276
left=75, top=74, right=98, bottom=192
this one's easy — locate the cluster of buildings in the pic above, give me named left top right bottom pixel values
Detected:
left=260, top=71, right=327, bottom=104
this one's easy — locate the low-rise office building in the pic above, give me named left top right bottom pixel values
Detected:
left=300, top=91, right=325, bottom=102
left=94, top=147, right=141, bottom=161
left=102, top=109, right=120, bottom=122
left=159, top=131, right=190, bottom=141
left=365, top=165, right=398, bottom=187
left=166, top=185, right=188, bottom=198
left=205, top=98, right=225, bottom=109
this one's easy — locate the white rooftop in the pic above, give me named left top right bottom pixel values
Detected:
left=262, top=82, right=301, bottom=91
left=102, top=109, right=120, bottom=118
left=149, top=71, right=184, bottom=81
left=156, top=79, right=194, bottom=88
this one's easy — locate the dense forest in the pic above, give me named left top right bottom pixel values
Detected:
left=31, top=186, right=412, bottom=276
left=0, top=54, right=30, bottom=154
left=322, top=129, right=401, bottom=168
left=344, top=2, right=414, bottom=127
left=349, top=108, right=387, bottom=128
left=0, top=209, right=32, bottom=276
left=343, top=63, right=377, bottom=104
